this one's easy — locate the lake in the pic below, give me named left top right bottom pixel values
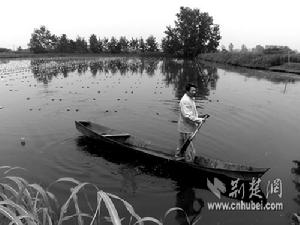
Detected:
left=0, top=56, right=299, bottom=225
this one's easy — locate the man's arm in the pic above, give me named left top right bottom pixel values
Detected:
left=180, top=101, right=203, bottom=123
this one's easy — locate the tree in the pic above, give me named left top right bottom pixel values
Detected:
left=228, top=43, right=234, bottom=52
left=101, top=38, right=109, bottom=52
left=162, top=7, right=221, bottom=58
left=138, top=37, right=146, bottom=52
left=68, top=40, right=77, bottom=53
left=57, top=34, right=70, bottom=53
left=28, top=25, right=57, bottom=53
left=145, top=35, right=158, bottom=52
left=75, top=36, right=88, bottom=53
left=241, top=44, right=248, bottom=53
left=108, top=37, right=119, bottom=53
left=253, top=45, right=264, bottom=53
left=0, top=48, right=11, bottom=53
left=89, top=34, right=102, bottom=53
left=129, top=38, right=139, bottom=52
left=161, top=26, right=181, bottom=55
left=118, top=36, right=129, bottom=52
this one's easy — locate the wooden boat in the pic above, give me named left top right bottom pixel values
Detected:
left=75, top=121, right=269, bottom=180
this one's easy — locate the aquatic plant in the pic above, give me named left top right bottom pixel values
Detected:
left=0, top=166, right=197, bottom=225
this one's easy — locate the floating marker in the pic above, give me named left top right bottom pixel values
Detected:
left=20, top=137, right=26, bottom=146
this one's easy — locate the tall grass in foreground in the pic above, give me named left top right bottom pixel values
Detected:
left=0, top=166, right=200, bottom=225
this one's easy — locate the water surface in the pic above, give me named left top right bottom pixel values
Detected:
left=0, top=57, right=299, bottom=224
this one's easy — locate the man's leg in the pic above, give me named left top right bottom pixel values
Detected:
left=184, top=141, right=196, bottom=162
left=175, top=132, right=187, bottom=158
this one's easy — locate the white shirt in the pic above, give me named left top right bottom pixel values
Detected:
left=178, top=93, right=199, bottom=133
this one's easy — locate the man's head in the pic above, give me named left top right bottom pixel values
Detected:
left=185, top=83, right=197, bottom=98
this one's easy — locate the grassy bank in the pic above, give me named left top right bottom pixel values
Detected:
left=0, top=51, right=168, bottom=59
left=198, top=52, right=300, bottom=75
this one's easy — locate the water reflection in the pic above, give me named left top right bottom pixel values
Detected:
left=29, top=57, right=218, bottom=100
left=0, top=59, right=9, bottom=64
left=161, top=59, right=219, bottom=98
left=75, top=136, right=267, bottom=204
left=292, top=160, right=300, bottom=223
left=118, top=166, right=138, bottom=195
left=30, top=58, right=160, bottom=84
left=174, top=185, right=204, bottom=225
left=203, top=61, right=299, bottom=84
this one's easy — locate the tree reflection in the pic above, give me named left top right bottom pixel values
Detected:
left=118, top=166, right=138, bottom=195
left=30, top=57, right=160, bottom=84
left=213, top=62, right=299, bottom=84
left=174, top=185, right=203, bottom=225
left=160, top=59, right=219, bottom=99
left=0, top=59, right=9, bottom=65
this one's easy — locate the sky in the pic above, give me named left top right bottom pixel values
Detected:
left=1, top=0, right=300, bottom=51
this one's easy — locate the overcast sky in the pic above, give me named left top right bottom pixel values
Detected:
left=1, top=0, right=299, bottom=51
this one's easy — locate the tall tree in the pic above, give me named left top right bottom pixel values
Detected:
left=57, top=34, right=70, bottom=53
left=138, top=37, right=146, bottom=52
left=228, top=43, right=234, bottom=52
left=108, top=37, right=119, bottom=53
left=241, top=44, right=248, bottom=53
left=75, top=36, right=88, bottom=53
left=100, top=38, right=109, bottom=52
left=118, top=36, right=129, bottom=52
left=28, top=25, right=57, bottom=53
left=145, top=35, right=158, bottom=52
left=161, top=26, right=181, bottom=55
left=129, top=38, right=139, bottom=52
left=89, top=34, right=102, bottom=53
left=162, top=7, right=221, bottom=58
left=254, top=45, right=264, bottom=53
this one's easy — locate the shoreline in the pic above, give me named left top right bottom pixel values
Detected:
left=198, top=52, right=300, bottom=75
left=0, top=51, right=168, bottom=59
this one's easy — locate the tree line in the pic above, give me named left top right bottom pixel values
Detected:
left=222, top=43, right=295, bottom=54
left=28, top=7, right=221, bottom=58
left=28, top=26, right=159, bottom=54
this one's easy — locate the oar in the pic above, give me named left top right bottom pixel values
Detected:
left=179, top=114, right=210, bottom=156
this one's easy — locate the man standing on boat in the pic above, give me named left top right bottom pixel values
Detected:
left=175, top=83, right=204, bottom=162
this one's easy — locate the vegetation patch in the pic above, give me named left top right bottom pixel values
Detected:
left=198, top=52, right=300, bottom=74
left=0, top=166, right=199, bottom=225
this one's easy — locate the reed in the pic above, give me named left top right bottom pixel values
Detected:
left=0, top=166, right=196, bottom=225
